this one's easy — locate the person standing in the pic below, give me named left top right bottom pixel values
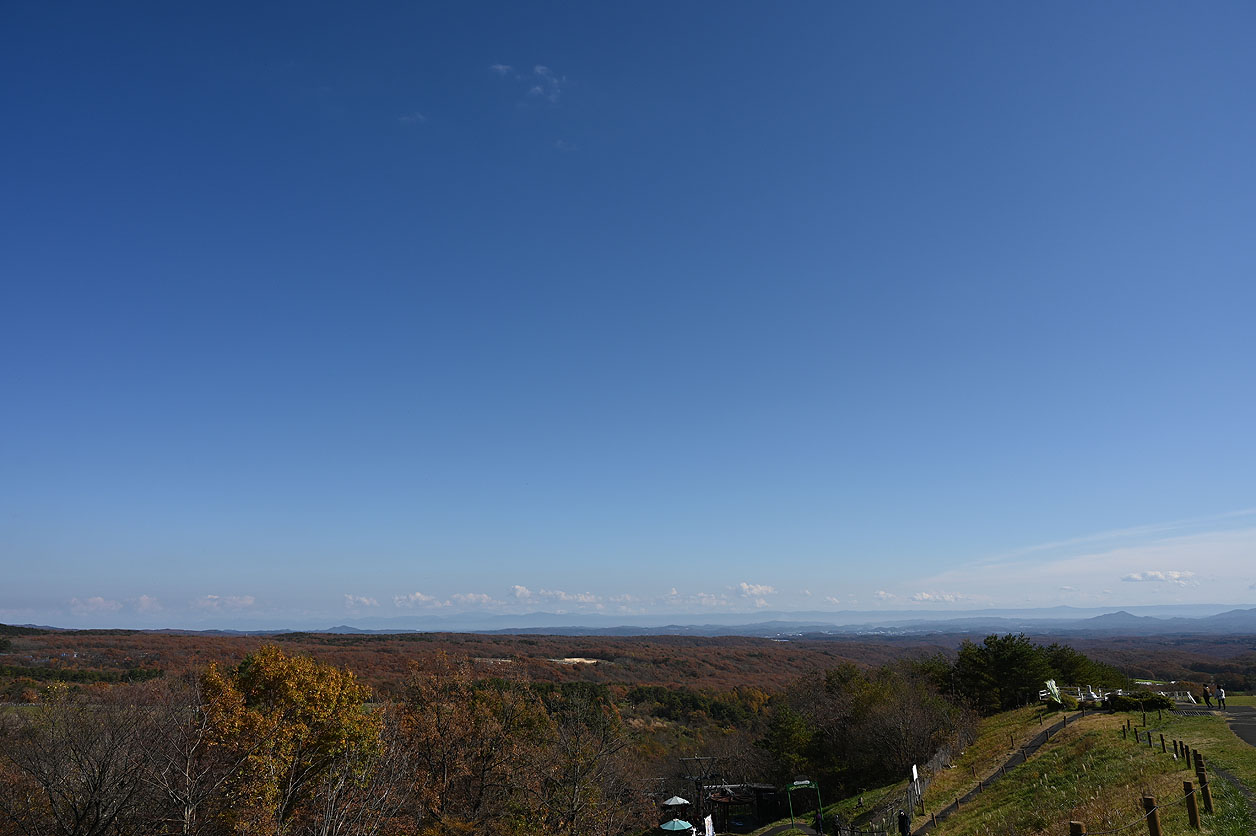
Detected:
left=1217, top=686, right=1226, bottom=709
left=1202, top=685, right=1213, bottom=707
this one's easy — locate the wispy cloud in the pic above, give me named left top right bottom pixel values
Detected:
left=193, top=594, right=255, bottom=611
left=398, top=111, right=426, bottom=124
left=1122, top=570, right=1195, bottom=585
left=979, top=508, right=1256, bottom=568
left=919, top=518, right=1256, bottom=606
left=512, top=585, right=533, bottom=600
left=451, top=592, right=496, bottom=606
left=657, top=589, right=733, bottom=609
left=910, top=591, right=966, bottom=604
left=528, top=65, right=565, bottom=103
left=393, top=591, right=447, bottom=608
left=874, top=590, right=896, bottom=601
left=492, top=63, right=568, bottom=105
left=135, top=595, right=163, bottom=613
left=538, top=588, right=600, bottom=604
left=738, top=582, right=776, bottom=598
left=70, top=596, right=123, bottom=615
left=344, top=594, right=379, bottom=608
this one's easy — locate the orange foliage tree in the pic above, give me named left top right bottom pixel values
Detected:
left=201, top=646, right=381, bottom=835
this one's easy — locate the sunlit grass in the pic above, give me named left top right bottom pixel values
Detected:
left=923, top=708, right=1256, bottom=836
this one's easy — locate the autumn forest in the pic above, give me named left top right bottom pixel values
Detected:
left=2, top=625, right=1255, bottom=836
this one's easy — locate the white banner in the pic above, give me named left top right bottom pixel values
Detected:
left=704, top=814, right=714, bottom=836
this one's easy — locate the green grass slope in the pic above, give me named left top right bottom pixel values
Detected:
left=921, top=706, right=1256, bottom=836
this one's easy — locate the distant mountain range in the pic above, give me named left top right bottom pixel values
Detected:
left=10, top=603, right=1256, bottom=638
left=314, top=604, right=1256, bottom=638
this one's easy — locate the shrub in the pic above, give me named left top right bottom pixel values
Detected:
left=1105, top=691, right=1173, bottom=711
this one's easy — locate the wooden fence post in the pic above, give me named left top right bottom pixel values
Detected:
left=1070, top=821, right=1086, bottom=836
left=1122, top=726, right=1127, bottom=740
left=1184, top=781, right=1200, bottom=830
left=1159, top=734, right=1165, bottom=753
left=1196, top=767, right=1213, bottom=814
left=1142, top=796, right=1162, bottom=836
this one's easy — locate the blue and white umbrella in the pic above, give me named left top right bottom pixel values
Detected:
left=660, top=818, right=693, bottom=831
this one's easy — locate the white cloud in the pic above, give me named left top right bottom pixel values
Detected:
left=451, top=592, right=495, bottom=606
left=193, top=594, right=255, bottom=611
left=874, top=590, right=896, bottom=601
left=135, top=595, right=163, bottom=613
left=494, top=64, right=565, bottom=104
left=70, top=596, right=122, bottom=615
left=398, top=111, right=426, bottom=124
left=738, top=582, right=776, bottom=598
left=512, top=585, right=532, bottom=600
left=529, top=65, right=565, bottom=103
left=1122, top=570, right=1196, bottom=585
left=538, top=589, right=600, bottom=604
left=393, top=591, right=447, bottom=608
left=824, top=596, right=842, bottom=605
left=910, top=591, right=965, bottom=604
left=344, top=594, right=379, bottom=609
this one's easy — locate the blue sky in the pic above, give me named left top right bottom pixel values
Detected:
left=3, top=2, right=1255, bottom=629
